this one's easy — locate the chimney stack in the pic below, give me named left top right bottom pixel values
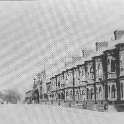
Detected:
left=114, top=30, right=124, bottom=40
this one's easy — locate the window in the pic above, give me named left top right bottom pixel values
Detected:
left=99, top=87, right=102, bottom=94
left=76, top=90, right=79, bottom=95
left=112, top=85, right=116, bottom=98
left=111, top=60, right=116, bottom=72
left=82, top=70, right=84, bottom=76
left=87, top=72, right=89, bottom=76
left=108, top=85, right=110, bottom=97
left=79, top=68, right=81, bottom=75
left=120, top=55, right=124, bottom=74
left=65, top=75, right=67, bottom=80
left=97, top=63, right=102, bottom=75
left=90, top=66, right=93, bottom=73
left=82, top=90, right=85, bottom=95
left=70, top=90, right=72, bottom=96
left=61, top=92, right=64, bottom=99
left=91, top=88, right=94, bottom=100
left=96, top=87, right=98, bottom=98
left=80, top=90, right=82, bottom=95
left=107, top=59, right=110, bottom=64
left=58, top=81, right=60, bottom=87
left=66, top=91, right=68, bottom=96
left=121, top=83, right=123, bottom=99
left=96, top=64, right=100, bottom=73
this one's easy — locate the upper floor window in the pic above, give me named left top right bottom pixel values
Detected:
left=58, top=81, right=60, bottom=87
left=107, top=59, right=110, bottom=65
left=97, top=63, right=103, bottom=75
left=65, top=74, right=68, bottom=80
left=70, top=90, right=73, bottom=96
left=79, top=68, right=81, bottom=75
left=82, top=69, right=84, bottom=76
left=90, top=65, right=93, bottom=73
left=111, top=60, right=116, bottom=72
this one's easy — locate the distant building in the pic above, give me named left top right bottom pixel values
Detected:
left=25, top=90, right=32, bottom=104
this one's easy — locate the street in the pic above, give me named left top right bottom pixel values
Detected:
left=0, top=105, right=123, bottom=124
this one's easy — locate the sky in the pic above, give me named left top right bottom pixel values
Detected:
left=0, top=0, right=124, bottom=94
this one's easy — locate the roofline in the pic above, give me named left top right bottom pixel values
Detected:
left=103, top=48, right=116, bottom=54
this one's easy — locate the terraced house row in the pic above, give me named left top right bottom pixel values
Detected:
left=25, top=30, right=124, bottom=111
left=46, top=39, right=124, bottom=110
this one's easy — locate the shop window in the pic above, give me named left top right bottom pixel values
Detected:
left=111, top=60, right=116, bottom=72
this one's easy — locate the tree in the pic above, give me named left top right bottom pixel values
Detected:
left=3, top=89, right=22, bottom=104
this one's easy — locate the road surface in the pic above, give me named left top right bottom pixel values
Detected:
left=0, top=105, right=123, bottom=124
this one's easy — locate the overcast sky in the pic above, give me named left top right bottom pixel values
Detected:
left=0, top=0, right=124, bottom=94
